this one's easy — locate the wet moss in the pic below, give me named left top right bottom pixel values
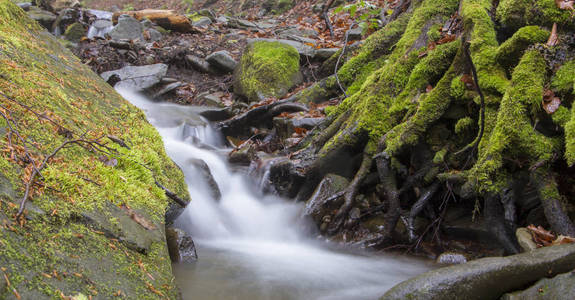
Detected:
left=0, top=1, right=187, bottom=298
left=233, top=41, right=301, bottom=102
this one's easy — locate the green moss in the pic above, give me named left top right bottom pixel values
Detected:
left=433, top=148, right=448, bottom=164
left=427, top=23, right=443, bottom=42
left=497, top=0, right=573, bottom=29
left=450, top=76, right=466, bottom=99
left=0, top=0, right=187, bottom=298
left=234, top=41, right=301, bottom=102
left=552, top=106, right=570, bottom=127
left=496, top=25, right=549, bottom=69
left=455, top=117, right=475, bottom=135
left=551, top=59, right=575, bottom=94
left=470, top=50, right=559, bottom=192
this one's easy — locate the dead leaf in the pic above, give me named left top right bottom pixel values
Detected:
left=547, top=23, right=559, bottom=47
left=121, top=205, right=157, bottom=230
left=527, top=224, right=556, bottom=247
left=543, top=97, right=561, bottom=114
left=556, top=0, right=575, bottom=10
left=553, top=235, right=575, bottom=245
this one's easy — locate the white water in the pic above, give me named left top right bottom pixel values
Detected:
left=117, top=88, right=431, bottom=300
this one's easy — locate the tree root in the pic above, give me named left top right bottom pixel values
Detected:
left=407, top=182, right=440, bottom=242
left=532, top=170, right=575, bottom=236
left=485, top=193, right=521, bottom=254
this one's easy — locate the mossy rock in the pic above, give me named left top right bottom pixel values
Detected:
left=233, top=41, right=302, bottom=102
left=0, top=1, right=189, bottom=298
left=63, top=22, right=85, bottom=42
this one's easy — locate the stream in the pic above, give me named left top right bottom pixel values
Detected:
left=117, top=88, right=432, bottom=300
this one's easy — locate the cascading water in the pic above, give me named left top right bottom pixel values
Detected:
left=117, top=88, right=431, bottom=300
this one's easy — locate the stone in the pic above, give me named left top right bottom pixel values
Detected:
left=228, top=140, right=257, bottom=165
left=63, top=22, right=85, bottom=42
left=35, top=0, right=80, bottom=12
left=501, top=271, right=575, bottom=299
left=145, top=28, right=162, bottom=42
left=234, top=41, right=302, bottom=102
left=100, top=63, right=168, bottom=91
left=277, top=27, right=318, bottom=38
left=436, top=252, right=468, bottom=265
left=17, top=2, right=32, bottom=11
left=185, top=54, right=212, bottom=73
left=516, top=227, right=538, bottom=252
left=227, top=17, right=258, bottom=29
left=382, top=243, right=575, bottom=300
left=346, top=27, right=363, bottom=41
left=192, top=16, right=212, bottom=27
left=153, top=82, right=183, bottom=98
left=27, top=6, right=57, bottom=30
left=197, top=92, right=225, bottom=107
left=273, top=117, right=323, bottom=139
left=187, top=158, right=221, bottom=201
left=51, top=7, right=78, bottom=35
left=199, top=107, right=232, bottom=121
left=107, top=14, right=144, bottom=41
left=304, top=174, right=349, bottom=227
left=314, top=48, right=339, bottom=61
left=206, top=50, right=237, bottom=74
left=166, top=227, right=198, bottom=263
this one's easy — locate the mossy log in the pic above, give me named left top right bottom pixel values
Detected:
left=291, top=0, right=575, bottom=249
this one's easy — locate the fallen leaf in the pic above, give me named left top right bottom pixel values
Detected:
left=543, top=97, right=561, bottom=114
left=556, top=0, right=575, bottom=10
left=547, top=23, right=559, bottom=46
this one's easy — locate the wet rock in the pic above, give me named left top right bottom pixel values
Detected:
left=206, top=50, right=237, bottom=74
left=81, top=202, right=163, bottom=253
left=192, top=16, right=212, bottom=27
left=304, top=174, right=349, bottom=228
left=100, top=63, right=168, bottom=91
left=382, top=243, right=575, bottom=300
left=63, top=22, right=85, bottom=42
left=234, top=41, right=302, bottom=102
left=165, top=202, right=185, bottom=226
left=166, top=227, right=198, bottom=263
left=185, top=54, right=212, bottom=73
left=199, top=107, right=232, bottom=121
left=87, top=19, right=113, bottom=39
left=247, top=38, right=316, bottom=58
left=27, top=7, right=57, bottom=30
left=228, top=140, right=257, bottom=165
left=516, top=227, right=537, bottom=252
left=153, top=82, right=183, bottom=98
left=198, top=91, right=225, bottom=107
left=108, top=14, right=144, bottom=41
left=188, top=158, right=221, bottom=201
left=436, top=252, right=468, bottom=265
left=258, top=157, right=306, bottom=198
left=501, top=271, right=575, bottom=300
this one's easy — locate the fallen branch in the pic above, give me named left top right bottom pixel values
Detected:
left=155, top=181, right=188, bottom=207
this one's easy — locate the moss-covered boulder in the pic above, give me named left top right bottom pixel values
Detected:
left=0, top=1, right=189, bottom=299
left=233, top=41, right=302, bottom=102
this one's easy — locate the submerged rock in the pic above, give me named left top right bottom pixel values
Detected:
left=234, top=41, right=302, bottom=102
left=382, top=243, right=575, bottom=300
left=166, top=227, right=198, bottom=263
left=100, top=63, right=168, bottom=90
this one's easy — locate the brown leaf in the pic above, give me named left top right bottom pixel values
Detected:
left=553, top=235, right=575, bottom=245
left=547, top=23, right=559, bottom=47
left=556, top=0, right=575, bottom=10
left=121, top=205, right=157, bottom=230
left=527, top=224, right=556, bottom=247
left=543, top=97, right=561, bottom=114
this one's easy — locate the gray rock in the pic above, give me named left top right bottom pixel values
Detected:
left=108, top=15, right=144, bottom=41
left=27, top=7, right=57, bottom=30
left=100, top=63, right=168, bottom=91
left=273, top=117, right=323, bottom=139
left=81, top=202, right=163, bottom=254
left=199, top=107, right=232, bottom=121
left=216, top=15, right=229, bottom=25
left=166, top=227, right=197, bottom=263
left=382, top=243, right=575, bottom=300
left=247, top=38, right=316, bottom=58
left=51, top=8, right=78, bottom=35
left=315, top=48, right=339, bottom=61
left=436, top=252, right=468, bottom=265
left=516, top=227, right=537, bottom=252
left=227, top=17, right=258, bottom=29
left=304, top=174, right=349, bottom=229
left=153, top=82, right=183, bottom=98
left=185, top=55, right=212, bottom=73
left=277, top=27, right=318, bottom=38
left=228, top=140, right=257, bottom=165
left=206, top=50, right=237, bottom=73
left=145, top=28, right=162, bottom=42
left=188, top=158, right=221, bottom=201
left=346, top=27, right=363, bottom=41
left=87, top=19, right=113, bottom=39
left=192, top=16, right=212, bottom=27
left=17, top=2, right=32, bottom=11
left=501, top=271, right=575, bottom=300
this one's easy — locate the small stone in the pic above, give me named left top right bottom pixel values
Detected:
left=436, top=252, right=468, bottom=265
left=17, top=2, right=32, bottom=11
left=206, top=50, right=237, bottom=73
left=192, top=16, right=212, bottom=27
left=185, top=55, right=212, bottom=73
left=153, top=82, right=183, bottom=98
left=516, top=227, right=538, bottom=252
left=87, top=19, right=113, bottom=39
left=145, top=28, right=162, bottom=42
left=346, top=27, right=363, bottom=41
left=166, top=227, right=197, bottom=263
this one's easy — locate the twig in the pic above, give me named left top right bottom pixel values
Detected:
left=321, top=0, right=336, bottom=38
left=334, top=23, right=357, bottom=98
left=154, top=181, right=188, bottom=207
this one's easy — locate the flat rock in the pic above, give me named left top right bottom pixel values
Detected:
left=382, top=243, right=575, bottom=300
left=206, top=50, right=237, bottom=73
left=108, top=14, right=144, bottom=41
left=100, top=63, right=168, bottom=91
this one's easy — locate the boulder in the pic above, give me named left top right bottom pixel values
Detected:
left=381, top=243, right=575, bottom=300
left=27, top=6, right=57, bottom=29
left=108, top=14, right=144, bottom=41
left=100, top=63, right=168, bottom=90
left=166, top=227, right=198, bottom=263
left=234, top=41, right=302, bottom=102
left=501, top=271, right=575, bottom=299
left=304, top=174, right=349, bottom=229
left=247, top=37, right=316, bottom=58
left=206, top=50, right=237, bottom=74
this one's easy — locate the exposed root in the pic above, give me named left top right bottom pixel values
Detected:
left=484, top=193, right=521, bottom=254
left=407, top=182, right=440, bottom=242
left=532, top=170, right=575, bottom=236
